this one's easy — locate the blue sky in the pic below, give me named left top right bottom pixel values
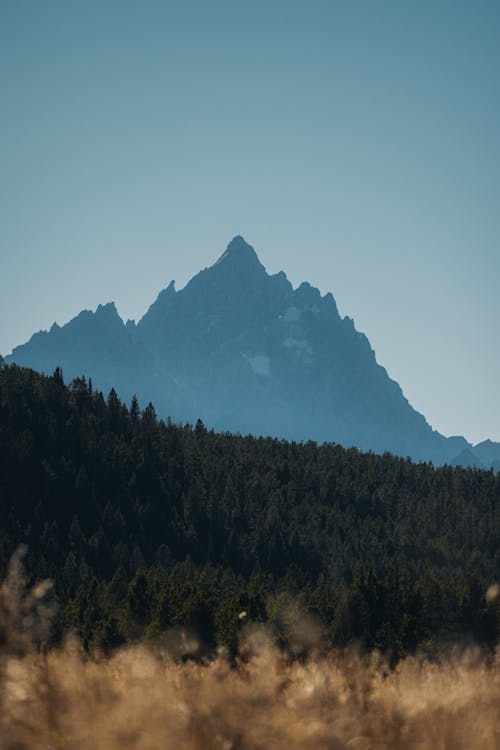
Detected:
left=1, top=0, right=499, bottom=443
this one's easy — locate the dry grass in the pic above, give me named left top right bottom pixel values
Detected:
left=1, top=553, right=499, bottom=749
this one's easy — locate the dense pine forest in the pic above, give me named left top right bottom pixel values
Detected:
left=0, top=362, right=499, bottom=658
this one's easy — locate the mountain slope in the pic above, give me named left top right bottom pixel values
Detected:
left=5, top=236, right=496, bottom=467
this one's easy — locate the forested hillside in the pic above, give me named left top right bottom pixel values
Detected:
left=1, top=363, right=499, bottom=657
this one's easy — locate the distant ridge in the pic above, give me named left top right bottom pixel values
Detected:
left=6, top=236, right=499, bottom=469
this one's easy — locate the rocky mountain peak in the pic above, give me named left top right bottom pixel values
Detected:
left=6, top=235, right=499, bottom=471
left=214, top=235, right=264, bottom=272
left=95, top=302, right=120, bottom=318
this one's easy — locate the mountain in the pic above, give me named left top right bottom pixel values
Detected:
left=5, top=235, right=499, bottom=468
left=473, top=440, right=500, bottom=468
left=449, top=448, right=485, bottom=470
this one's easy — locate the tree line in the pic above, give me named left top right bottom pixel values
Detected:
left=0, top=362, right=499, bottom=657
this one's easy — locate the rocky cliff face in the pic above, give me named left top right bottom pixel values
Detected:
left=6, top=236, right=497, bottom=468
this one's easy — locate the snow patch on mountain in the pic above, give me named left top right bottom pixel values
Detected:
left=282, top=306, right=301, bottom=322
left=242, top=353, right=271, bottom=376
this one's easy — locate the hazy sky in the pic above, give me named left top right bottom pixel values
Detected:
left=1, top=0, right=499, bottom=443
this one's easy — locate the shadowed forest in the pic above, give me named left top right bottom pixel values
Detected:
left=1, top=364, right=500, bottom=747
left=1, top=363, right=499, bottom=658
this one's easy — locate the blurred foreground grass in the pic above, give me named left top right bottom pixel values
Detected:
left=1, top=550, right=499, bottom=750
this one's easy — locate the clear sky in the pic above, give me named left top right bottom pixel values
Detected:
left=1, top=0, right=499, bottom=444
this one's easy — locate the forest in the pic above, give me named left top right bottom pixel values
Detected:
left=0, top=361, right=499, bottom=658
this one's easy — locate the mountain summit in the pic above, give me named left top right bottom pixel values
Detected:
left=6, top=237, right=499, bottom=469
left=215, top=235, right=263, bottom=268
